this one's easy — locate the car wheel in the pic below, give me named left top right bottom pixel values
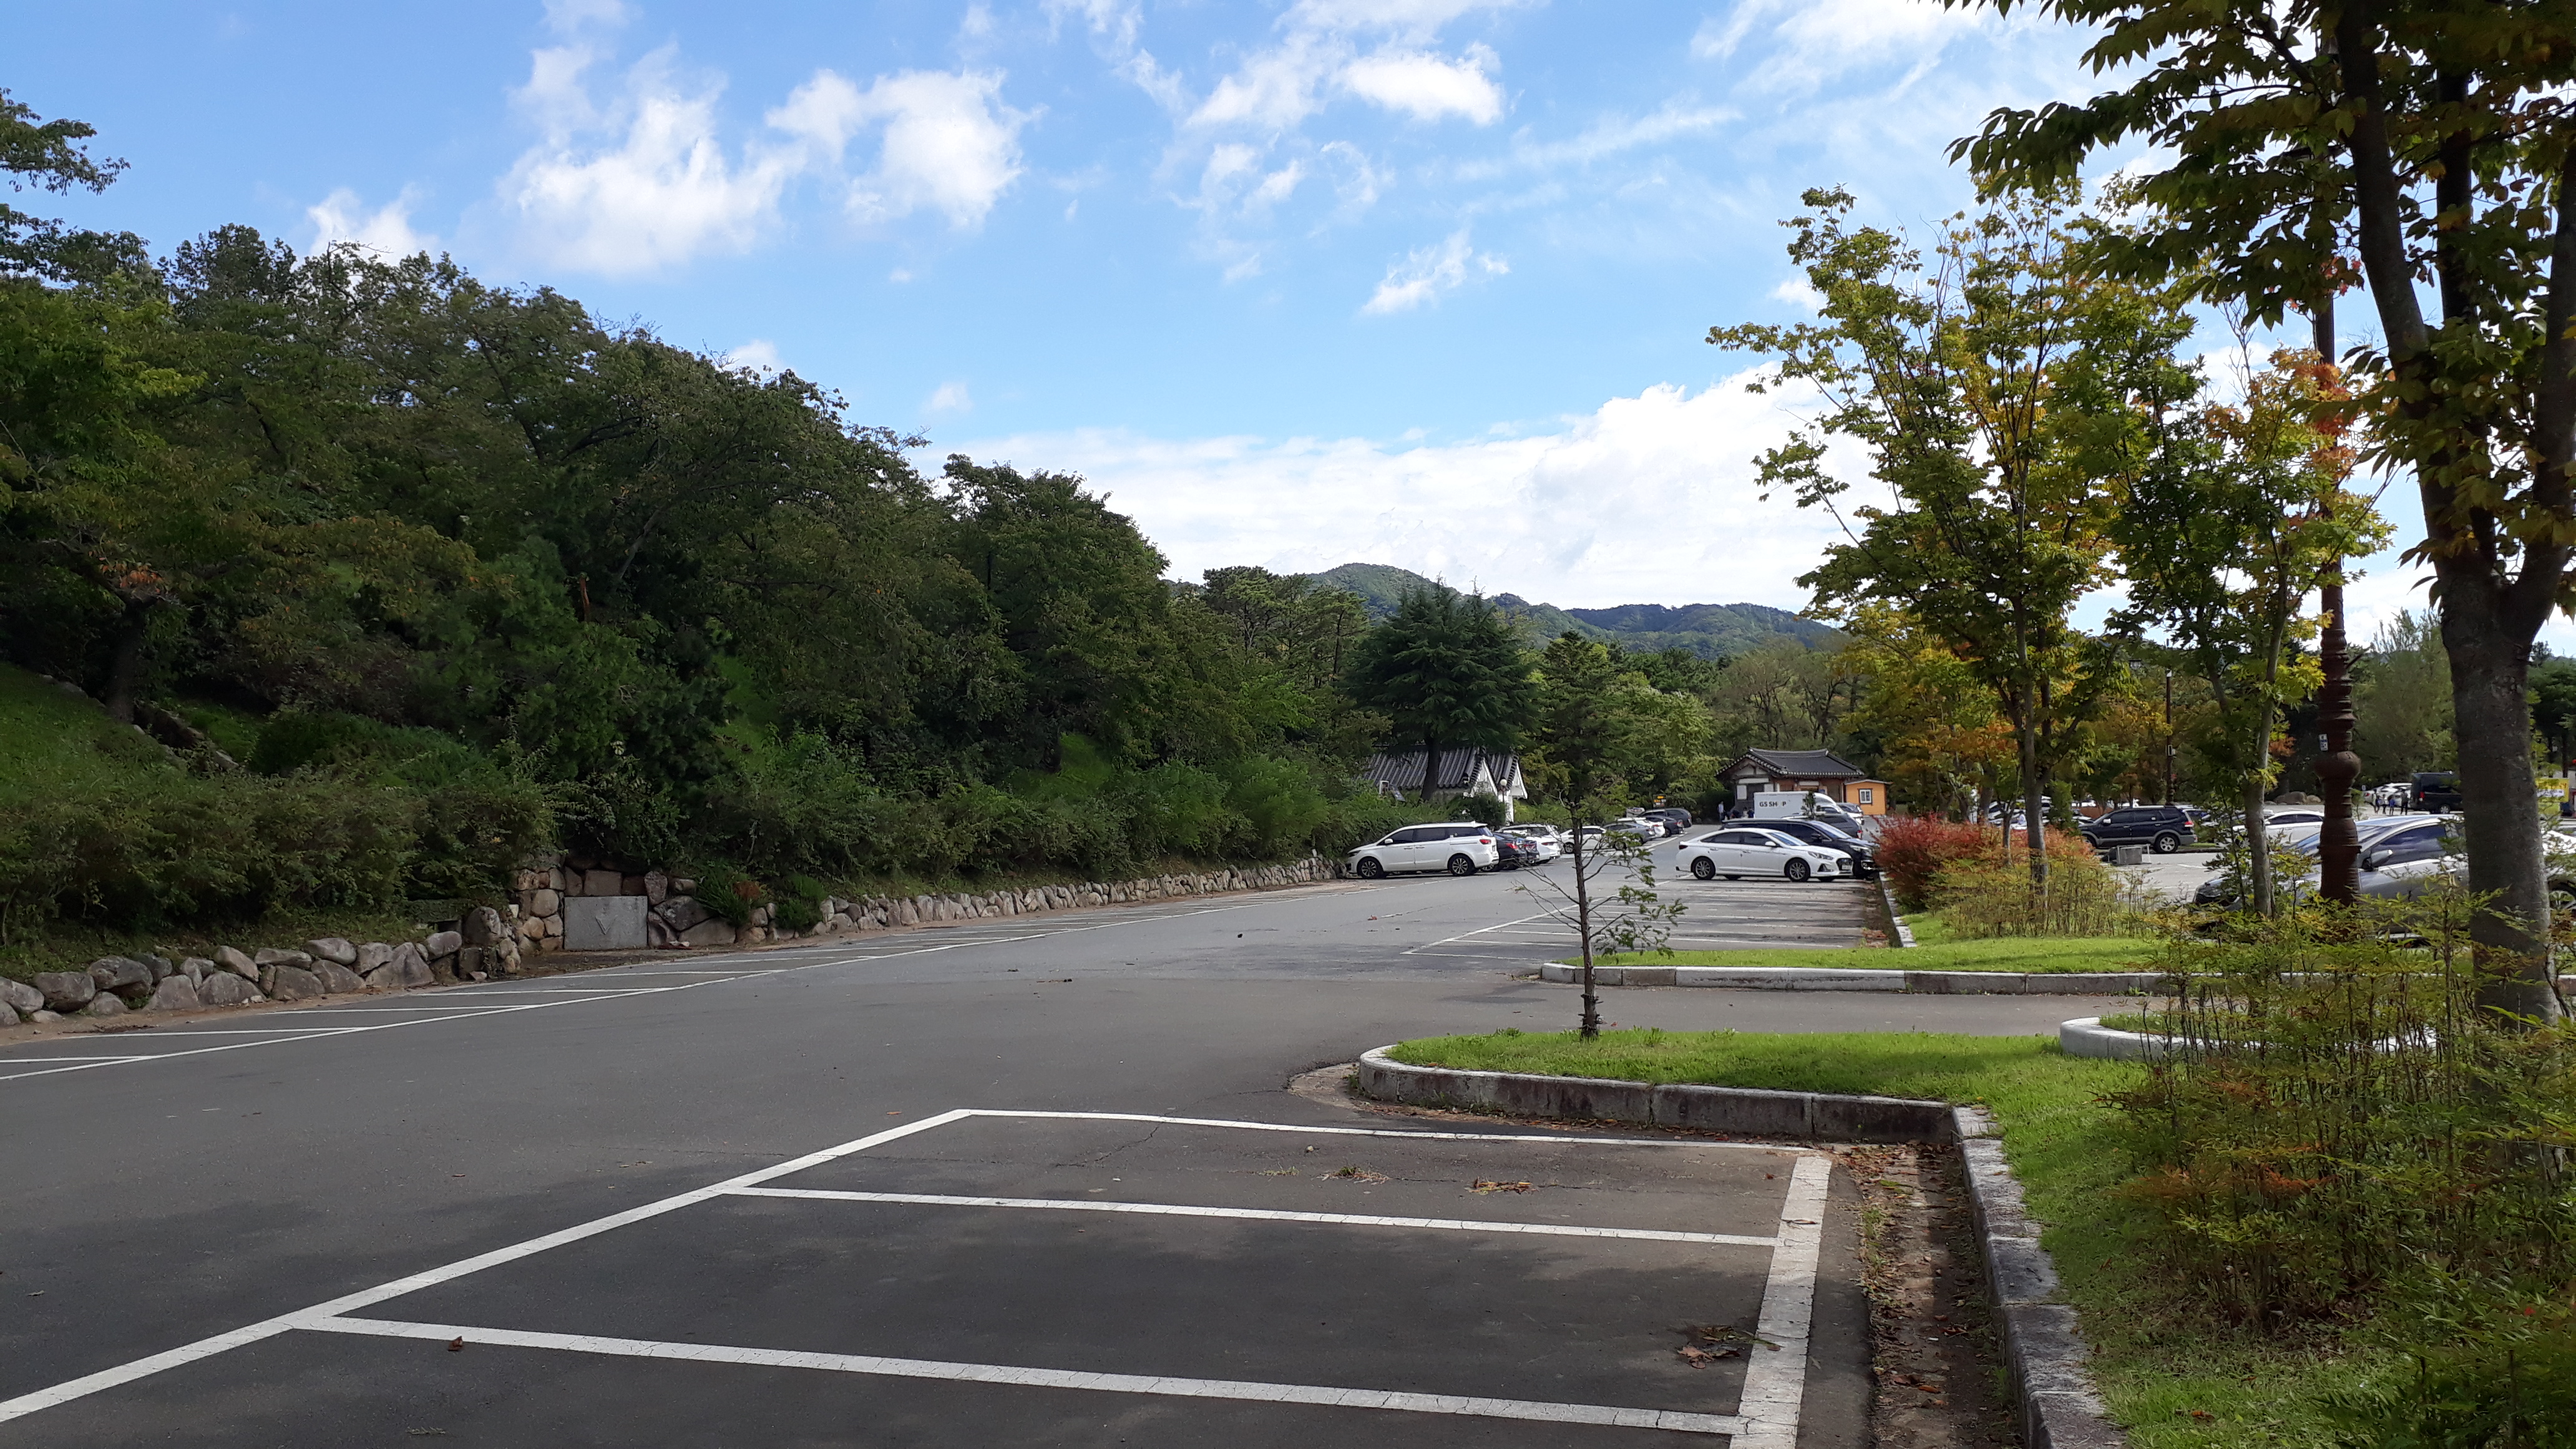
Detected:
left=1447, top=854, right=1476, bottom=877
left=1785, top=859, right=1811, bottom=882
left=1355, top=856, right=1384, bottom=880
left=1690, top=857, right=1716, bottom=880
left=2152, top=832, right=2181, bottom=854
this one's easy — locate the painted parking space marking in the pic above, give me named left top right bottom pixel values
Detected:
left=0, top=1108, right=1831, bottom=1442
left=302, top=1317, right=1745, bottom=1436
left=726, top=1184, right=1782, bottom=1247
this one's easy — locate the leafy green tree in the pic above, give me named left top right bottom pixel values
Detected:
left=1340, top=585, right=1536, bottom=801
left=1521, top=632, right=1683, bottom=1037
left=1952, top=0, right=2574, bottom=1013
left=2111, top=354, right=2389, bottom=912
left=2354, top=612, right=2454, bottom=784
left=1711, top=187, right=2165, bottom=889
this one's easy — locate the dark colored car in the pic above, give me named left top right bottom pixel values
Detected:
left=1492, top=835, right=1544, bottom=871
left=2081, top=804, right=2196, bottom=855
left=1642, top=807, right=1694, bottom=831
left=1755, top=817, right=1877, bottom=877
left=2411, top=771, right=2462, bottom=812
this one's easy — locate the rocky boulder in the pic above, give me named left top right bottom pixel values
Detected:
left=33, top=970, right=96, bottom=1010
left=88, top=957, right=154, bottom=998
left=137, top=954, right=175, bottom=982
left=0, top=978, right=42, bottom=1017
left=213, top=945, right=259, bottom=981
left=198, top=973, right=258, bottom=1007
left=261, top=964, right=324, bottom=1002
left=680, top=919, right=737, bottom=949
left=461, top=906, right=509, bottom=949
left=424, top=930, right=463, bottom=959
left=0, top=1001, right=15, bottom=1027
left=658, top=895, right=709, bottom=932
left=306, top=937, right=359, bottom=967
left=391, top=942, right=433, bottom=989
left=355, top=942, right=394, bottom=973
left=253, top=947, right=313, bottom=972
left=315, top=962, right=366, bottom=995
left=80, top=993, right=125, bottom=1018
left=146, top=975, right=202, bottom=1012
left=177, top=957, right=212, bottom=985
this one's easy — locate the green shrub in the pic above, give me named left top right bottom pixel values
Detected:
left=1932, top=832, right=2140, bottom=937
left=690, top=863, right=763, bottom=929
left=772, top=874, right=827, bottom=932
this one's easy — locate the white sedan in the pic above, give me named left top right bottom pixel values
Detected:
left=1680, top=827, right=1850, bottom=883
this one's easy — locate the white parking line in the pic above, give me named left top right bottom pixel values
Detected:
left=1734, top=1154, right=1833, bottom=1449
left=303, top=1317, right=1744, bottom=1436
left=726, top=1186, right=1780, bottom=1247
left=0, top=1108, right=1822, bottom=1433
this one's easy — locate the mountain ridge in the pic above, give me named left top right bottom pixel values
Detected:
left=1304, top=562, right=1840, bottom=659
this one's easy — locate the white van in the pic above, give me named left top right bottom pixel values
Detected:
left=1750, top=791, right=1864, bottom=831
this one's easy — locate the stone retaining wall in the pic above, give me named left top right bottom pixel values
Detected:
left=512, top=855, right=1338, bottom=952
left=2, top=911, right=524, bottom=1026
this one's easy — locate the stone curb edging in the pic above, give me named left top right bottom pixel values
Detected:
left=1533, top=962, right=2165, bottom=995
left=1880, top=879, right=1918, bottom=948
left=1350, top=1046, right=2125, bottom=1449
left=2057, top=1017, right=2163, bottom=1061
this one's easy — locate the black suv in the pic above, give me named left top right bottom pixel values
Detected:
left=1642, top=807, right=1694, bottom=831
left=2410, top=771, right=2462, bottom=811
left=1757, top=817, right=1877, bottom=877
left=2081, top=804, right=2195, bottom=854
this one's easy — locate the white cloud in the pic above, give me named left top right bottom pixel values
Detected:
left=498, top=39, right=1030, bottom=273
left=925, top=381, right=973, bottom=414
left=502, top=46, right=803, bottom=275
left=306, top=187, right=434, bottom=258
left=542, top=0, right=628, bottom=33
left=780, top=69, right=1032, bottom=228
left=1340, top=44, right=1504, bottom=124
left=1191, top=34, right=1343, bottom=130
left=1714, top=0, right=1993, bottom=95
left=946, top=371, right=1864, bottom=612
left=1770, top=275, right=1824, bottom=311
left=722, top=339, right=783, bottom=373
left=1362, top=229, right=1507, bottom=314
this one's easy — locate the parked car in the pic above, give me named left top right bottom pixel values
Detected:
left=1757, top=817, right=1878, bottom=877
left=2411, top=771, right=2462, bottom=811
left=1346, top=822, right=1500, bottom=879
left=1500, top=825, right=1563, bottom=862
left=1607, top=816, right=1663, bottom=841
left=1678, top=827, right=1850, bottom=883
left=1642, top=807, right=1694, bottom=831
left=2193, top=814, right=2450, bottom=906
left=2081, top=804, right=2197, bottom=855
left=1491, top=834, right=1545, bottom=870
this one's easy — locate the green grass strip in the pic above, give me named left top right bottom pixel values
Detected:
left=1588, top=935, right=2159, bottom=973
left=1385, top=1027, right=2373, bottom=1449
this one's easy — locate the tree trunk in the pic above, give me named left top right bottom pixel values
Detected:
left=2440, top=595, right=2563, bottom=1022
left=1420, top=737, right=1442, bottom=806
left=2245, top=776, right=2273, bottom=917
left=102, top=597, right=153, bottom=726
left=2015, top=718, right=2049, bottom=892
left=1573, top=813, right=1599, bottom=1038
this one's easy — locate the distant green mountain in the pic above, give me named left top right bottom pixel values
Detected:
left=1304, top=563, right=1840, bottom=659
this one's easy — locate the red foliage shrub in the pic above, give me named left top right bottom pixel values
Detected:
left=1874, top=814, right=2002, bottom=911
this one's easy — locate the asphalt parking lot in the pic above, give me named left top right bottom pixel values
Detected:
left=1, top=844, right=2039, bottom=1446
left=7, top=1108, right=1861, bottom=1447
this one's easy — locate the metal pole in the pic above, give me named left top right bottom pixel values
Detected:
left=2313, top=291, right=2363, bottom=904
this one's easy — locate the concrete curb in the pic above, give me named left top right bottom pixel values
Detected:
left=1351, top=1046, right=2126, bottom=1449
left=1879, top=880, right=1917, bottom=948
left=1533, top=962, right=2165, bottom=995
left=2057, top=1017, right=2164, bottom=1061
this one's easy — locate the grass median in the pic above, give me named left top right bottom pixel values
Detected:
left=1586, top=934, right=2158, bottom=973
left=1385, top=1027, right=2375, bottom=1449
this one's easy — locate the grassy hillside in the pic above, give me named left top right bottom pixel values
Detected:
left=1305, top=562, right=1840, bottom=658
left=0, top=666, right=182, bottom=804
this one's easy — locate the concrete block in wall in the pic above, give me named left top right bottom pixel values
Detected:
left=562, top=895, right=648, bottom=950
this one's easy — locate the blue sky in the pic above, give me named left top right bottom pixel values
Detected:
left=14, top=0, right=2481, bottom=643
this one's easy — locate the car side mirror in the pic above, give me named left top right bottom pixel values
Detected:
left=2363, top=848, right=2391, bottom=870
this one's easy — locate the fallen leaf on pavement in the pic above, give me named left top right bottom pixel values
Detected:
left=1470, top=1179, right=1533, bottom=1194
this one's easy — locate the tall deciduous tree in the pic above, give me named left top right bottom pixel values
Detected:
left=1711, top=188, right=2159, bottom=892
left=1952, top=0, right=2575, bottom=1016
left=2110, top=353, right=2390, bottom=913
left=1340, top=585, right=1536, bottom=802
